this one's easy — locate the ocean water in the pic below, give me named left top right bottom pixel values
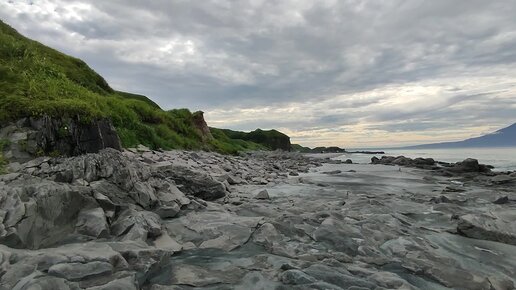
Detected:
left=337, top=147, right=516, bottom=171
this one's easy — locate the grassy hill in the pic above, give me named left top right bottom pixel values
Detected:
left=216, top=128, right=291, bottom=151
left=0, top=19, right=268, bottom=154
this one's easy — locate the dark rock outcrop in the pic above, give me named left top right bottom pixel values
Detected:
left=370, top=155, right=495, bottom=174
left=1, top=117, right=122, bottom=162
left=192, top=111, right=213, bottom=142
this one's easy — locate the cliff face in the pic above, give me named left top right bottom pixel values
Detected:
left=0, top=117, right=122, bottom=162
left=192, top=111, right=214, bottom=142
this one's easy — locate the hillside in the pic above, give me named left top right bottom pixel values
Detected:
left=402, top=123, right=516, bottom=149
left=0, top=19, right=267, bottom=156
left=216, top=128, right=291, bottom=151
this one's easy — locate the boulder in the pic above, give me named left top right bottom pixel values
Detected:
left=110, top=210, right=162, bottom=242
left=254, top=189, right=270, bottom=200
left=157, top=165, right=226, bottom=201
left=493, top=196, right=509, bottom=205
left=75, top=207, right=109, bottom=238
left=457, top=213, right=516, bottom=245
left=155, top=203, right=180, bottom=219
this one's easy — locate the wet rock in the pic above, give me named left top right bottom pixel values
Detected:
left=493, top=196, right=509, bottom=205
left=165, top=264, right=224, bottom=287
left=322, top=170, right=342, bottom=175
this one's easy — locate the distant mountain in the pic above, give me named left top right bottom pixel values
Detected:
left=402, top=123, right=516, bottom=149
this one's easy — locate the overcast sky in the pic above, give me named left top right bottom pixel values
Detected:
left=2, top=0, right=515, bottom=147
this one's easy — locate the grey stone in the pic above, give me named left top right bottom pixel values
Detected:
left=110, top=209, right=162, bottom=242
left=280, top=270, right=317, bottom=285
left=457, top=213, right=516, bottom=245
left=48, top=261, right=113, bottom=281
left=155, top=203, right=180, bottom=218
left=254, top=189, right=270, bottom=200
left=85, top=276, right=137, bottom=290
left=75, top=208, right=109, bottom=238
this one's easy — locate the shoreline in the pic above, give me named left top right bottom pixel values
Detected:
left=0, top=149, right=514, bottom=289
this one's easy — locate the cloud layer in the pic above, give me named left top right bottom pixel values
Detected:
left=2, top=0, right=515, bottom=147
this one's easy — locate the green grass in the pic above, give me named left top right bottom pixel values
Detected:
left=217, top=128, right=291, bottom=150
left=0, top=19, right=271, bottom=154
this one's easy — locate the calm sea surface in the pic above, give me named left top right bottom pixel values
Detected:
left=337, top=147, right=516, bottom=171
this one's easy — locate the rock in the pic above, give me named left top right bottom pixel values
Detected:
left=192, top=111, right=214, bottom=142
left=457, top=213, right=516, bottom=245
left=344, top=159, right=353, bottom=164
left=85, top=276, right=138, bottom=290
left=252, top=223, right=282, bottom=247
left=155, top=203, right=180, bottom=219
left=491, top=175, right=515, bottom=184
left=0, top=178, right=98, bottom=249
left=2, top=117, right=122, bottom=163
left=493, top=196, right=509, bottom=205
left=369, top=271, right=409, bottom=289
left=456, top=158, right=480, bottom=171
left=11, top=271, right=78, bottom=290
left=322, top=170, right=341, bottom=175
left=165, top=211, right=262, bottom=251
left=110, top=209, right=162, bottom=242
left=302, top=264, right=376, bottom=289
left=280, top=270, right=317, bottom=285
left=136, top=144, right=151, bottom=152
left=226, top=175, right=245, bottom=185
left=75, top=208, right=109, bottom=238
left=165, top=264, right=224, bottom=287
left=158, top=165, right=227, bottom=200
left=48, top=261, right=113, bottom=281
left=254, top=189, right=270, bottom=200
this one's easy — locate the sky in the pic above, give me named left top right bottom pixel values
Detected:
left=1, top=0, right=516, bottom=148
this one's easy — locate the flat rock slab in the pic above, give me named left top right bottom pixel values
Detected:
left=458, top=212, right=516, bottom=245
left=165, top=210, right=263, bottom=251
left=49, top=261, right=113, bottom=281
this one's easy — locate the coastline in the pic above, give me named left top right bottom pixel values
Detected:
left=0, top=149, right=514, bottom=289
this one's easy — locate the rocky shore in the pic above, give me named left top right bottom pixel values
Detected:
left=0, top=149, right=515, bottom=289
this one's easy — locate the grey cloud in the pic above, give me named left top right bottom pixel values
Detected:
left=1, top=0, right=515, bottom=146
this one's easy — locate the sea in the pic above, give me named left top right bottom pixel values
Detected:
left=337, top=147, right=516, bottom=171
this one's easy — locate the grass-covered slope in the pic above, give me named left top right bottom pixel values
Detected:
left=0, top=19, right=267, bottom=154
left=216, top=128, right=291, bottom=151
